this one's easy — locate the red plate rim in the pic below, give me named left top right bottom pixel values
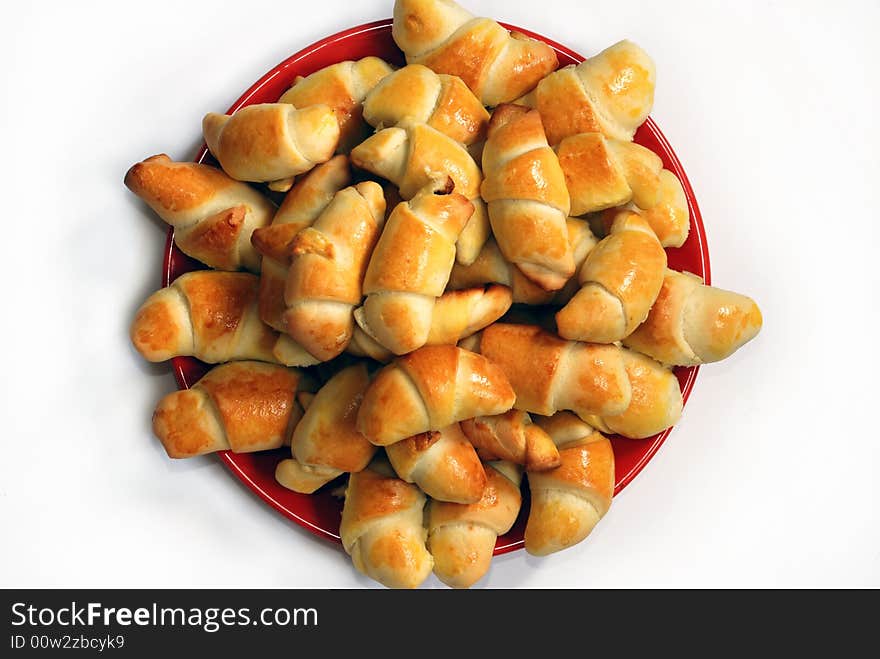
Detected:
left=160, top=18, right=711, bottom=554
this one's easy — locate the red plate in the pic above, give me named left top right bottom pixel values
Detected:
left=161, top=19, right=711, bottom=554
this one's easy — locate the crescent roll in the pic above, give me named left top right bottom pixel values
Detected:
left=622, top=269, right=763, bottom=366
left=350, top=120, right=487, bottom=265
left=152, top=361, right=309, bottom=458
left=526, top=412, right=614, bottom=556
left=279, top=57, right=394, bottom=153
left=460, top=409, right=560, bottom=472
left=392, top=0, right=557, bottom=106
left=556, top=132, right=663, bottom=216
left=363, top=63, right=489, bottom=145
left=516, top=39, right=656, bottom=145
left=356, top=345, right=516, bottom=446
left=481, top=104, right=574, bottom=291
left=634, top=168, right=690, bottom=248
left=275, top=363, right=376, bottom=494
left=250, top=156, right=352, bottom=332
left=386, top=423, right=487, bottom=504
left=281, top=181, right=386, bottom=364
left=355, top=181, right=473, bottom=355
left=130, top=271, right=278, bottom=364
left=449, top=217, right=598, bottom=305
left=348, top=285, right=513, bottom=363
left=583, top=349, right=683, bottom=439
left=595, top=168, right=691, bottom=248
left=479, top=323, right=632, bottom=420
left=124, top=154, right=274, bottom=272
left=556, top=211, right=667, bottom=343
left=428, top=461, right=523, bottom=588
left=340, top=458, right=433, bottom=589
left=203, top=103, right=340, bottom=186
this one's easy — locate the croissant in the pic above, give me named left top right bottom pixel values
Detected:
left=427, top=461, right=522, bottom=588
left=152, top=361, right=309, bottom=458
left=556, top=211, right=667, bottom=343
left=279, top=57, right=394, bottom=153
left=348, top=285, right=512, bottom=363
left=124, top=154, right=274, bottom=272
left=347, top=326, right=396, bottom=363
left=281, top=181, right=386, bottom=364
left=557, top=132, right=663, bottom=216
left=356, top=345, right=516, bottom=446
left=131, top=271, right=278, bottom=364
left=425, top=285, right=512, bottom=346
left=353, top=181, right=473, bottom=355
left=551, top=219, right=601, bottom=306
left=392, top=0, right=557, bottom=106
left=448, top=218, right=597, bottom=305
left=448, top=238, right=554, bottom=305
left=479, top=323, right=632, bottom=419
left=583, top=349, right=683, bottom=439
left=350, top=120, right=487, bottom=265
left=634, top=169, right=690, bottom=248
left=275, top=363, right=376, bottom=494
left=203, top=103, right=339, bottom=186
left=339, top=457, right=433, bottom=589
left=460, top=409, right=560, bottom=471
left=363, top=63, right=490, bottom=146
left=250, top=156, right=352, bottom=332
left=516, top=39, right=656, bottom=145
left=525, top=412, right=614, bottom=556
left=480, top=104, right=574, bottom=291
left=595, top=169, right=690, bottom=248
left=386, top=424, right=487, bottom=503
left=622, top=269, right=763, bottom=366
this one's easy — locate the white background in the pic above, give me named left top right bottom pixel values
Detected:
left=1, top=0, right=878, bottom=589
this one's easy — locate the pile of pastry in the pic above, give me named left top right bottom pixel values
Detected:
left=126, top=0, right=762, bottom=589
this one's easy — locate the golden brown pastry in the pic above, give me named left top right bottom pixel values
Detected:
left=424, top=285, right=512, bottom=346
left=152, top=361, right=309, bottom=458
left=275, top=363, right=376, bottom=494
left=583, top=349, right=683, bottom=439
left=347, top=326, right=396, bottom=363
left=348, top=285, right=512, bottom=363
left=355, top=179, right=492, bottom=355
left=356, top=345, right=516, bottom=446
left=363, top=63, right=489, bottom=146
left=281, top=181, right=386, bottom=364
left=480, top=104, right=574, bottom=291
left=339, top=457, right=433, bottom=589
left=428, top=461, right=522, bottom=588
left=448, top=217, right=598, bottom=305
left=480, top=323, right=632, bottom=419
left=622, top=269, right=763, bottom=366
left=556, top=211, right=666, bottom=343
left=354, top=181, right=473, bottom=355
left=350, top=120, right=487, bottom=265
left=634, top=169, right=690, bottom=248
left=279, top=57, right=394, bottom=153
left=594, top=168, right=691, bottom=248
left=550, top=218, right=602, bottom=306
left=202, top=103, right=339, bottom=186
left=516, top=40, right=656, bottom=145
left=526, top=412, right=614, bottom=556
left=124, top=154, right=274, bottom=272
left=392, top=0, right=557, bottom=106
left=460, top=409, right=560, bottom=471
left=447, top=238, right=555, bottom=305
left=386, top=424, right=487, bottom=503
left=556, top=132, right=663, bottom=216
left=250, top=156, right=352, bottom=332
left=130, top=271, right=278, bottom=364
